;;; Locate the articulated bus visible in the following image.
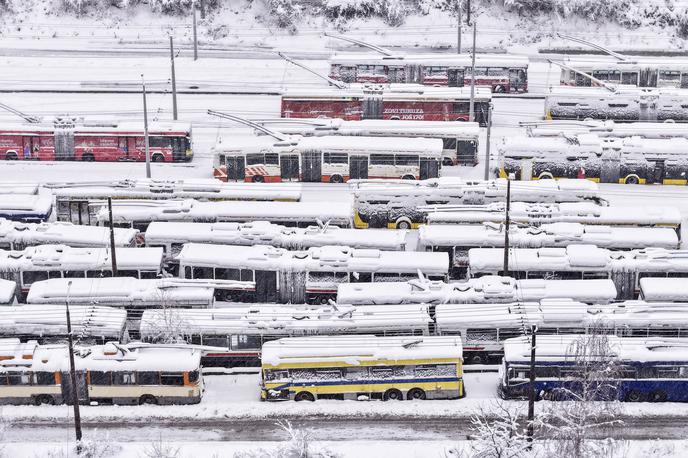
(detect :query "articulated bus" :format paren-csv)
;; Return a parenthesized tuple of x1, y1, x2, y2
(352, 178, 604, 229)
(212, 135, 442, 183)
(261, 335, 464, 401)
(524, 120, 688, 139)
(329, 53, 529, 92)
(0, 339, 202, 405)
(468, 245, 688, 299)
(560, 59, 688, 88)
(498, 135, 688, 184)
(500, 335, 688, 402)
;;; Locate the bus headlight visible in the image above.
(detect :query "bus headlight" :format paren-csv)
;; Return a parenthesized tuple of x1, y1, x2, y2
(186, 149, 193, 156)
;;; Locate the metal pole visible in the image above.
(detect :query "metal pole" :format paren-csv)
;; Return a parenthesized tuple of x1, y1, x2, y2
(65, 280, 83, 451)
(193, 7, 198, 61)
(483, 103, 493, 180)
(466, 0, 471, 25)
(468, 21, 477, 123)
(107, 197, 118, 276)
(527, 325, 537, 445)
(200, 0, 206, 19)
(457, 1, 462, 54)
(142, 77, 151, 179)
(169, 36, 178, 120)
(502, 177, 510, 276)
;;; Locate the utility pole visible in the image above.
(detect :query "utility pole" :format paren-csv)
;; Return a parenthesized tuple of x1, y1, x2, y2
(466, 0, 471, 25)
(468, 21, 477, 123)
(502, 176, 511, 276)
(199, 0, 206, 19)
(169, 36, 178, 120)
(193, 6, 199, 61)
(483, 103, 493, 180)
(65, 280, 83, 452)
(457, 0, 462, 54)
(142, 76, 151, 179)
(107, 197, 118, 276)
(526, 325, 537, 445)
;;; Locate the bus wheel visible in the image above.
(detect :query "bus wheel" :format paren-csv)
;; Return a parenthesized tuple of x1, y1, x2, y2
(470, 353, 485, 365)
(624, 390, 645, 402)
(139, 395, 158, 405)
(34, 394, 54, 405)
(294, 391, 315, 402)
(401, 175, 416, 180)
(329, 175, 344, 184)
(407, 388, 426, 401)
(152, 154, 165, 162)
(82, 153, 95, 162)
(494, 85, 505, 93)
(5, 152, 17, 160)
(538, 172, 553, 180)
(625, 175, 640, 185)
(252, 175, 265, 183)
(395, 218, 412, 230)
(649, 390, 667, 402)
(383, 389, 403, 401)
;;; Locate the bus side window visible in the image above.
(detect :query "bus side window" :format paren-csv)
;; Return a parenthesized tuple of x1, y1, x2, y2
(240, 269, 254, 282)
(184, 266, 192, 279)
(34, 372, 56, 385)
(22, 270, 49, 285)
(265, 153, 279, 165)
(113, 372, 136, 385)
(192, 266, 214, 279)
(64, 270, 86, 278)
(140, 271, 158, 279)
(215, 268, 240, 281)
(137, 372, 160, 385)
(160, 373, 185, 386)
(117, 270, 138, 278)
(87, 270, 113, 278)
(90, 371, 112, 385)
(246, 154, 264, 165)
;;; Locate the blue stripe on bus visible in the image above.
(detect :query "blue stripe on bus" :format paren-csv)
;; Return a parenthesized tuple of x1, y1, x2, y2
(268, 376, 462, 391)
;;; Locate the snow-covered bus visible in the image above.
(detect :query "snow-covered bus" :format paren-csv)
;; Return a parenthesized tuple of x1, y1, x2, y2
(95, 200, 353, 233)
(249, 118, 481, 165)
(329, 53, 529, 92)
(424, 202, 682, 235)
(49, 178, 302, 226)
(0, 192, 53, 223)
(468, 245, 688, 299)
(0, 305, 128, 344)
(177, 243, 448, 304)
(498, 135, 688, 184)
(0, 245, 164, 299)
(638, 277, 688, 302)
(0, 339, 203, 405)
(0, 218, 138, 250)
(212, 135, 443, 183)
(352, 178, 605, 229)
(560, 58, 688, 89)
(544, 86, 688, 122)
(261, 335, 464, 401)
(144, 221, 407, 261)
(335, 276, 618, 306)
(524, 120, 688, 139)
(500, 335, 688, 402)
(420, 222, 679, 277)
(0, 279, 16, 305)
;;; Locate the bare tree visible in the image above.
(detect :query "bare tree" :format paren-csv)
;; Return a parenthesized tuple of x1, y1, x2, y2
(233, 420, 341, 458)
(140, 434, 181, 458)
(140, 289, 192, 344)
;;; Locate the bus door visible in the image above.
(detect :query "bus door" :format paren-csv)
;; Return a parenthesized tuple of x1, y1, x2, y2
(388, 66, 405, 84)
(349, 155, 369, 179)
(509, 68, 526, 92)
(457, 139, 477, 165)
(61, 370, 89, 404)
(575, 72, 592, 87)
(448, 69, 464, 87)
(651, 160, 665, 184)
(69, 200, 91, 225)
(682, 73, 688, 89)
(21, 136, 34, 160)
(255, 270, 278, 303)
(226, 155, 246, 181)
(118, 137, 129, 160)
(300, 151, 322, 182)
(600, 153, 621, 184)
(362, 92, 383, 119)
(420, 158, 439, 180)
(280, 154, 300, 181)
(53, 127, 75, 160)
(640, 69, 658, 87)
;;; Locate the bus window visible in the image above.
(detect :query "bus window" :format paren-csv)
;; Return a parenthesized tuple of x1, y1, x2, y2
(231, 334, 261, 350)
(90, 371, 112, 385)
(395, 155, 419, 166)
(160, 373, 185, 386)
(192, 266, 214, 279)
(247, 154, 264, 165)
(117, 270, 138, 278)
(323, 152, 348, 164)
(184, 266, 192, 279)
(149, 137, 172, 148)
(113, 372, 136, 385)
(453, 103, 470, 114)
(140, 271, 158, 279)
(265, 153, 279, 165)
(240, 269, 254, 282)
(315, 369, 342, 380)
(203, 336, 229, 348)
(622, 72, 639, 85)
(215, 268, 240, 280)
(370, 154, 394, 165)
(22, 271, 49, 285)
(659, 71, 681, 83)
(133, 222, 149, 233)
(137, 372, 160, 385)
(87, 270, 113, 278)
(442, 138, 458, 151)
(34, 372, 56, 385)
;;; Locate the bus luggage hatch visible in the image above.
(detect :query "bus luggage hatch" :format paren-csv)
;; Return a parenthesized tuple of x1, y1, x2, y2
(349, 156, 369, 179)
(300, 151, 322, 182)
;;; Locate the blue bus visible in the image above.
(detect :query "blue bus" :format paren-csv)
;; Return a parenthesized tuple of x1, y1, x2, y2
(499, 335, 688, 402)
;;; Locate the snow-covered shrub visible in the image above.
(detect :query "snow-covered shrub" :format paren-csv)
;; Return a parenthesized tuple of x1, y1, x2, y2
(264, 0, 304, 32)
(233, 420, 342, 458)
(75, 435, 121, 458)
(322, 0, 418, 26)
(140, 435, 181, 458)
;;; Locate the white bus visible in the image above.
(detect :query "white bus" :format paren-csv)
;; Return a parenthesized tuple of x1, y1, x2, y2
(0, 218, 138, 250)
(212, 135, 442, 184)
(468, 245, 688, 299)
(250, 118, 481, 165)
(0, 305, 128, 344)
(424, 202, 682, 235)
(524, 120, 688, 139)
(0, 339, 203, 405)
(638, 277, 688, 302)
(178, 243, 448, 304)
(48, 178, 302, 226)
(559, 58, 688, 88)
(144, 221, 407, 261)
(0, 245, 164, 298)
(336, 275, 618, 306)
(0, 192, 53, 223)
(420, 222, 679, 277)
(96, 199, 353, 233)
(352, 177, 605, 229)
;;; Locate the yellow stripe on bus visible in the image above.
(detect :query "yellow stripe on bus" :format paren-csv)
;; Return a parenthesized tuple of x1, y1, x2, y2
(263, 358, 462, 370)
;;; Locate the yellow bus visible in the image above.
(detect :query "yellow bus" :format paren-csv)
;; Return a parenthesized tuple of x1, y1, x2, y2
(261, 335, 464, 402)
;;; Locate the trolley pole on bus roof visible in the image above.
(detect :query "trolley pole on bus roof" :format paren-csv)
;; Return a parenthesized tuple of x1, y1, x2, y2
(456, 0, 462, 54)
(526, 325, 537, 446)
(502, 176, 511, 276)
(483, 103, 493, 180)
(193, 7, 199, 61)
(107, 197, 118, 276)
(142, 76, 151, 179)
(169, 35, 178, 120)
(65, 280, 83, 452)
(468, 21, 477, 123)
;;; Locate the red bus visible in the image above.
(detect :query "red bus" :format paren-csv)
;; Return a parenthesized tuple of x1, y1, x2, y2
(0, 120, 193, 162)
(280, 84, 492, 127)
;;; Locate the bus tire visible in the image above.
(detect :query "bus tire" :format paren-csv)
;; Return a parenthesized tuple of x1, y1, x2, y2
(152, 153, 165, 162)
(401, 175, 416, 180)
(395, 218, 412, 230)
(538, 172, 554, 180)
(649, 390, 667, 402)
(624, 175, 640, 185)
(294, 391, 315, 402)
(469, 353, 486, 365)
(139, 394, 158, 405)
(494, 85, 505, 93)
(5, 152, 17, 160)
(383, 389, 403, 401)
(329, 174, 344, 184)
(407, 388, 426, 401)
(82, 153, 95, 162)
(252, 175, 265, 183)
(625, 390, 645, 402)
(34, 394, 55, 405)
